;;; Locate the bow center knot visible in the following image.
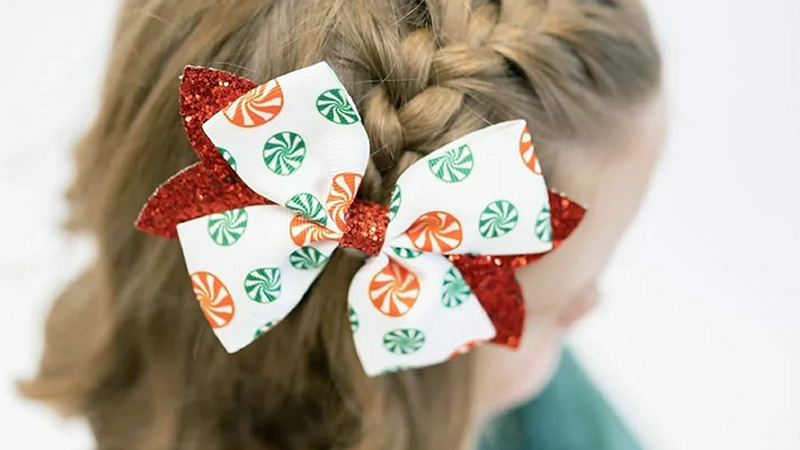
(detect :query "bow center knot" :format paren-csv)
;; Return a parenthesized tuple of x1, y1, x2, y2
(339, 200, 389, 256)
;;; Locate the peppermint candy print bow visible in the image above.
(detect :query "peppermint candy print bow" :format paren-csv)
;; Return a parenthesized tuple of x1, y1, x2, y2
(137, 62, 586, 376)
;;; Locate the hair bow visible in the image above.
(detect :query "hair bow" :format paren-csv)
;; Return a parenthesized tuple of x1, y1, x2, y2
(137, 62, 585, 376)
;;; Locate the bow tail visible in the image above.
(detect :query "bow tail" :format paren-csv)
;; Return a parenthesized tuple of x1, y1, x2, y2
(176, 204, 338, 353)
(348, 251, 496, 376)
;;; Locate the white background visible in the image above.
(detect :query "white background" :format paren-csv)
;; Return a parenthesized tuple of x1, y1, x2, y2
(1, 1, 798, 449)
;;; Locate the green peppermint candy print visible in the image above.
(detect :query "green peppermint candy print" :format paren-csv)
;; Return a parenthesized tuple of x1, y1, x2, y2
(428, 144, 474, 183)
(254, 321, 275, 339)
(442, 266, 471, 308)
(244, 267, 282, 303)
(383, 328, 426, 355)
(217, 147, 237, 171)
(478, 200, 519, 239)
(285, 193, 328, 225)
(316, 89, 359, 124)
(290, 246, 329, 270)
(263, 131, 306, 175)
(207, 208, 248, 246)
(348, 306, 359, 332)
(391, 247, 422, 259)
(389, 185, 401, 222)
(535, 205, 553, 243)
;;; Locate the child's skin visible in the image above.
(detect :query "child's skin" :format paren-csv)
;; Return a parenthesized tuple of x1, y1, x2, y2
(471, 94, 667, 436)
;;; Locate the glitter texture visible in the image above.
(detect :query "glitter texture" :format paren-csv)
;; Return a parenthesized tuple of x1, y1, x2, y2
(548, 190, 586, 248)
(449, 254, 525, 347)
(136, 67, 271, 238)
(179, 66, 258, 164)
(339, 200, 389, 256)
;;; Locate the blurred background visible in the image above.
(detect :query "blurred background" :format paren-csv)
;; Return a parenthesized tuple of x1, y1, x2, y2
(2, 1, 798, 449)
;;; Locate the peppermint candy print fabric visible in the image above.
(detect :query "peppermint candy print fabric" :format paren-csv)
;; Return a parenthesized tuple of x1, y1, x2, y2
(348, 252, 495, 376)
(385, 120, 553, 255)
(347, 120, 550, 375)
(177, 63, 368, 352)
(202, 62, 369, 234)
(177, 204, 338, 353)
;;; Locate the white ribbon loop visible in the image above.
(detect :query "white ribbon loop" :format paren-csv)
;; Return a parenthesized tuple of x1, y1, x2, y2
(176, 205, 338, 353)
(348, 252, 496, 376)
(348, 120, 554, 375)
(385, 120, 553, 256)
(202, 62, 369, 235)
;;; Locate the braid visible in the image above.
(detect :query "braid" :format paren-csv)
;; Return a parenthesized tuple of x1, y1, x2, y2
(351, 1, 506, 198)
(334, 0, 659, 203)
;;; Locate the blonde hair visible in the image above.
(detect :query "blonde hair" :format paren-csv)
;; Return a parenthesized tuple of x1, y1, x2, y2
(21, 0, 660, 449)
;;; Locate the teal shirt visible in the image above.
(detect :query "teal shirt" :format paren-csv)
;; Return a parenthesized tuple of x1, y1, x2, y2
(478, 348, 641, 450)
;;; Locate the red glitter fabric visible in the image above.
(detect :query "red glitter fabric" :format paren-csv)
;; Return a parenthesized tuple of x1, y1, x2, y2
(136, 67, 271, 238)
(339, 201, 389, 256)
(449, 254, 525, 347)
(179, 66, 257, 164)
(135, 65, 587, 351)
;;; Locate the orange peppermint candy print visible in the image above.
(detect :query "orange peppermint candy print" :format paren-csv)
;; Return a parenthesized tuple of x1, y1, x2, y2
(519, 125, 541, 175)
(289, 215, 340, 246)
(369, 259, 420, 317)
(326, 173, 363, 231)
(190, 271, 235, 329)
(223, 79, 284, 128)
(406, 211, 463, 253)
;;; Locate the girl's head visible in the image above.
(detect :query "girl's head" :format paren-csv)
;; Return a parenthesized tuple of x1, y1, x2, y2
(22, 0, 662, 449)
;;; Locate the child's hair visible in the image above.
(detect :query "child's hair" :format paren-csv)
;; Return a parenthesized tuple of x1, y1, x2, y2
(21, 0, 660, 449)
